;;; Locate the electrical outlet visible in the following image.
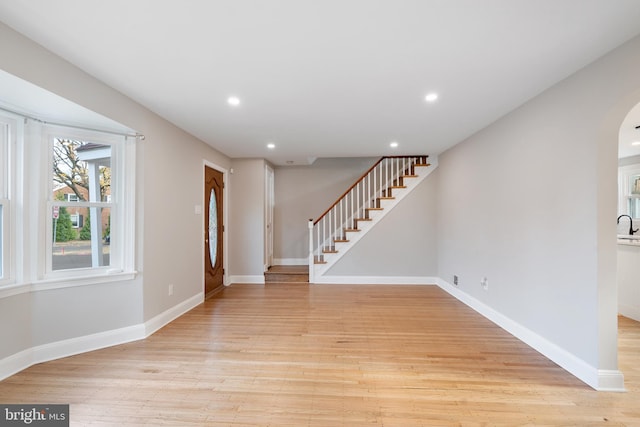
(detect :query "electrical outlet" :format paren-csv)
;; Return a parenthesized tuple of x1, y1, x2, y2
(481, 277, 488, 291)
(453, 275, 459, 286)
(168, 284, 174, 296)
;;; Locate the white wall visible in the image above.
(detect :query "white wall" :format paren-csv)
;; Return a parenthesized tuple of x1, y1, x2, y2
(0, 22, 230, 372)
(326, 171, 438, 277)
(274, 157, 377, 263)
(229, 158, 266, 281)
(0, 293, 31, 360)
(139, 124, 230, 319)
(437, 34, 640, 389)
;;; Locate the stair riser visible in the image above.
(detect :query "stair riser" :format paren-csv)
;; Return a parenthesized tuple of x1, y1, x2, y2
(265, 274, 309, 283)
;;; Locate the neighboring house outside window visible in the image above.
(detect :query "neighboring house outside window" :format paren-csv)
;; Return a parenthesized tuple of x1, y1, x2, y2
(52, 184, 110, 234)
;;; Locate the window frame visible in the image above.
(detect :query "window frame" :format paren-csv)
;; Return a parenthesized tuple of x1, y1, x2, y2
(0, 113, 19, 286)
(42, 125, 135, 281)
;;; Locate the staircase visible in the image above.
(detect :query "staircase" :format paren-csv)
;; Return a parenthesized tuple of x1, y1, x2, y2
(308, 156, 433, 283)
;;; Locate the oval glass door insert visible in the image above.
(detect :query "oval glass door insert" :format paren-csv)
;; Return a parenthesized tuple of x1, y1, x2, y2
(208, 188, 218, 267)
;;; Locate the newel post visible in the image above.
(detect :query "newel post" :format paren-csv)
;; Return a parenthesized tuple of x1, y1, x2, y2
(308, 219, 314, 283)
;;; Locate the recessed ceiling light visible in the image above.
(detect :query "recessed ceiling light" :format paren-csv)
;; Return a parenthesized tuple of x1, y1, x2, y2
(632, 141, 640, 146)
(267, 143, 276, 149)
(390, 141, 399, 148)
(424, 93, 438, 103)
(227, 96, 241, 106)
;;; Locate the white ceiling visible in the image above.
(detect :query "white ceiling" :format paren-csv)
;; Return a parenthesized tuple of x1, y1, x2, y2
(2, 0, 640, 164)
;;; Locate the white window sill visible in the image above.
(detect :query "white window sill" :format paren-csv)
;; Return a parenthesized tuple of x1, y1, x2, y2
(0, 270, 138, 299)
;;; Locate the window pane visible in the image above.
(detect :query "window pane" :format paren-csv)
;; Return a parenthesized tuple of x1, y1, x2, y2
(0, 123, 6, 196)
(52, 206, 111, 271)
(0, 204, 3, 278)
(53, 139, 111, 202)
(51, 137, 113, 272)
(631, 174, 640, 195)
(629, 197, 640, 220)
(208, 188, 218, 267)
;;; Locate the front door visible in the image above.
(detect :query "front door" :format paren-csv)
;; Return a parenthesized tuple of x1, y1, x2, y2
(204, 165, 224, 297)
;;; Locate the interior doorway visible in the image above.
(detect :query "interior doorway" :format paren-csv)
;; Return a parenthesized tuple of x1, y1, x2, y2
(265, 164, 275, 271)
(616, 101, 640, 322)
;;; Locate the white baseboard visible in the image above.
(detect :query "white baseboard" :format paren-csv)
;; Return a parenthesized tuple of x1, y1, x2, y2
(273, 258, 307, 266)
(618, 304, 640, 323)
(313, 276, 438, 285)
(0, 324, 145, 382)
(228, 275, 265, 284)
(144, 292, 204, 336)
(435, 278, 625, 392)
(0, 348, 35, 382)
(0, 293, 204, 382)
(33, 324, 146, 366)
(597, 369, 626, 392)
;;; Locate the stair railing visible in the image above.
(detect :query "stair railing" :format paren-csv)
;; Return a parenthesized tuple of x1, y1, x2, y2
(308, 156, 428, 280)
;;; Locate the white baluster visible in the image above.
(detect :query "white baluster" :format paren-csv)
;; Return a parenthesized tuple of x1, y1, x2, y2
(387, 157, 391, 190)
(373, 165, 377, 205)
(340, 198, 344, 239)
(356, 182, 360, 224)
(308, 219, 314, 281)
(365, 174, 369, 210)
(379, 160, 382, 193)
(361, 179, 365, 216)
(329, 208, 332, 249)
(350, 189, 353, 229)
(323, 216, 326, 255)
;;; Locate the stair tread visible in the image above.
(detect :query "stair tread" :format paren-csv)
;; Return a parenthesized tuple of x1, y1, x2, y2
(365, 207, 383, 211)
(378, 196, 395, 200)
(390, 185, 407, 189)
(355, 218, 372, 221)
(334, 239, 349, 243)
(265, 265, 309, 274)
(344, 228, 360, 232)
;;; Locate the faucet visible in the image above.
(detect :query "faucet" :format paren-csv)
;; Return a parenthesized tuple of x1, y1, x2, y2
(617, 214, 639, 235)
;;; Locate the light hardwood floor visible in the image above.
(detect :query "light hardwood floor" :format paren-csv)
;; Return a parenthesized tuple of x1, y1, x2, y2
(1, 284, 639, 426)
